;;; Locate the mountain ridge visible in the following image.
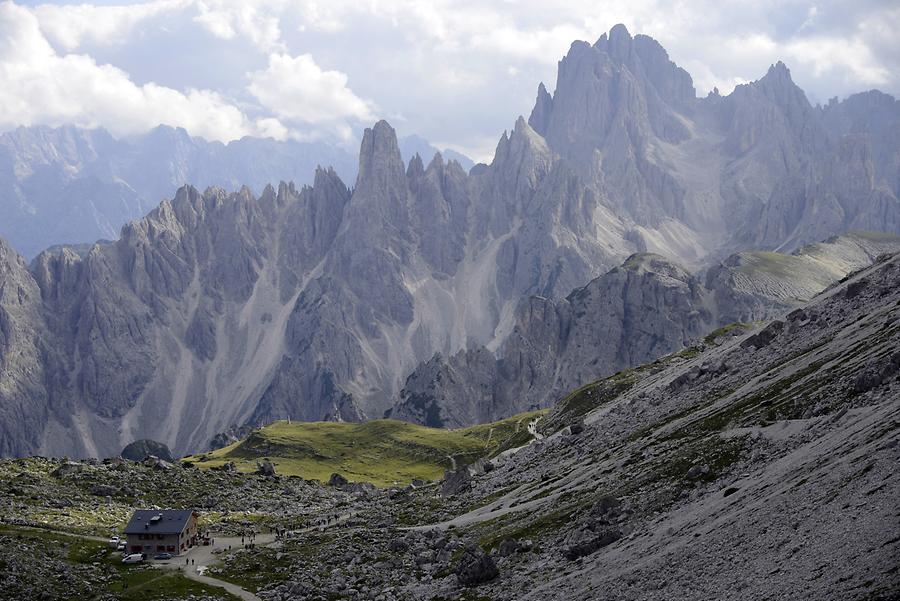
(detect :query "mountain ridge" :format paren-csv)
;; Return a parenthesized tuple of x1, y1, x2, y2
(1, 24, 899, 458)
(0, 124, 473, 259)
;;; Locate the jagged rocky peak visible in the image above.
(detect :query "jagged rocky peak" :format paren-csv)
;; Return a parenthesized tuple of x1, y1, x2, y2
(528, 22, 696, 197)
(406, 152, 425, 178)
(0, 236, 23, 268)
(726, 60, 815, 139)
(631, 33, 695, 106)
(490, 116, 553, 193)
(598, 22, 633, 56)
(346, 119, 412, 234)
(763, 60, 793, 84)
(545, 23, 696, 117)
(590, 23, 696, 107)
(506, 116, 552, 168)
(426, 151, 448, 173)
(528, 82, 554, 136)
(305, 165, 349, 201)
(356, 119, 406, 189)
(751, 60, 811, 111)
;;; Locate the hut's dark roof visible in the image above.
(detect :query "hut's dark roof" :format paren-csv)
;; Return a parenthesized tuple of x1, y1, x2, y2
(124, 510, 194, 535)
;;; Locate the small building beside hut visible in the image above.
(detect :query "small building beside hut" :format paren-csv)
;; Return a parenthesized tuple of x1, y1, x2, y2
(123, 510, 198, 555)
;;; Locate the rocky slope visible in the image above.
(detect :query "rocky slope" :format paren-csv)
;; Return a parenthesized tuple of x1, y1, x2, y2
(360, 251, 900, 600)
(397, 250, 900, 601)
(393, 232, 900, 427)
(705, 230, 900, 319)
(2, 24, 900, 458)
(0, 125, 471, 259)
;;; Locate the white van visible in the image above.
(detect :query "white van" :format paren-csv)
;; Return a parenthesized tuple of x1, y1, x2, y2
(121, 553, 146, 564)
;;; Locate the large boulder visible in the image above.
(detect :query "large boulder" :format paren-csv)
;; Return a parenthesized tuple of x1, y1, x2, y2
(741, 320, 785, 350)
(50, 461, 85, 478)
(498, 538, 521, 557)
(562, 528, 622, 560)
(90, 484, 119, 497)
(455, 544, 499, 586)
(256, 459, 277, 477)
(441, 467, 471, 497)
(208, 424, 255, 451)
(121, 439, 174, 462)
(143, 455, 174, 470)
(328, 472, 349, 486)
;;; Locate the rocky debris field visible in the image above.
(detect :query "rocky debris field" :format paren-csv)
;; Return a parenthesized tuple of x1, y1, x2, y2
(0, 455, 354, 538)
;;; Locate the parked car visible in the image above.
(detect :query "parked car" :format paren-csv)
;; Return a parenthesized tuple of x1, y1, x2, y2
(107, 535, 120, 547)
(121, 553, 146, 564)
(153, 552, 173, 560)
(116, 541, 127, 552)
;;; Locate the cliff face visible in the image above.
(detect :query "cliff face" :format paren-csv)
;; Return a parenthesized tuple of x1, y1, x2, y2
(0, 118, 631, 457)
(0, 239, 48, 456)
(393, 233, 900, 427)
(392, 253, 714, 428)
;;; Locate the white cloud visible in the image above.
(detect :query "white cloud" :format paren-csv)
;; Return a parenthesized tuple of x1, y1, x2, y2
(34, 0, 190, 51)
(469, 23, 591, 63)
(247, 53, 375, 137)
(0, 1, 283, 142)
(0, 0, 897, 154)
(194, 0, 286, 51)
(785, 36, 890, 87)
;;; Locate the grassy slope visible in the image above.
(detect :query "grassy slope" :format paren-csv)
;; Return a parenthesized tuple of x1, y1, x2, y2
(186, 412, 546, 487)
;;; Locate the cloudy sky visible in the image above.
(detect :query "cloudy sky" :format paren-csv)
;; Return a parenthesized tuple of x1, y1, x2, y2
(1, 0, 898, 161)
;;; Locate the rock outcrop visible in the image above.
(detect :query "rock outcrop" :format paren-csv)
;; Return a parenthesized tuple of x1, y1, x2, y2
(455, 545, 499, 586)
(121, 440, 174, 463)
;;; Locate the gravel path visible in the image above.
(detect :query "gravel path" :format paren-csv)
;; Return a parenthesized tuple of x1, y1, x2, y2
(158, 534, 275, 601)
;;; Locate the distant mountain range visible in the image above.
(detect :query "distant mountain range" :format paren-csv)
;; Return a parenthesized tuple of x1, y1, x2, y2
(0, 124, 473, 258)
(1, 24, 899, 458)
